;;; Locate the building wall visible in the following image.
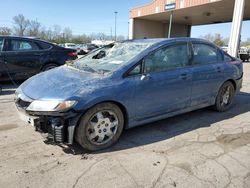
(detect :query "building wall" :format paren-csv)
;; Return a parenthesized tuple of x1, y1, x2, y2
(133, 19, 165, 39)
(163, 23, 191, 37)
(132, 18, 191, 39)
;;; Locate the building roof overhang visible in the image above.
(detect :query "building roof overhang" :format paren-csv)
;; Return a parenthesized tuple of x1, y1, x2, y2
(131, 0, 250, 26)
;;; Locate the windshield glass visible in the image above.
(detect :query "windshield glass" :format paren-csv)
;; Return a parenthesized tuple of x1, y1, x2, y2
(72, 41, 154, 73)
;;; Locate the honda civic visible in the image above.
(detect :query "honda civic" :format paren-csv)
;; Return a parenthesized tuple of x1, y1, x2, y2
(15, 38, 243, 151)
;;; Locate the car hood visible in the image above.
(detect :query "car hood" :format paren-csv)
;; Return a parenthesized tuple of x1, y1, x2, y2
(20, 66, 104, 100)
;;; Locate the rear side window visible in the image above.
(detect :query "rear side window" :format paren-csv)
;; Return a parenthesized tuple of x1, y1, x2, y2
(37, 42, 52, 50)
(9, 39, 39, 51)
(37, 42, 51, 50)
(0, 38, 3, 51)
(144, 43, 189, 73)
(192, 43, 222, 65)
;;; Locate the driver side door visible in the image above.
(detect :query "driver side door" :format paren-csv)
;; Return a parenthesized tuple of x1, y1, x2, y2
(133, 42, 193, 120)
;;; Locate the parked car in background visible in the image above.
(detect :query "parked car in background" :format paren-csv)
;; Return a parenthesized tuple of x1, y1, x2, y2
(239, 47, 250, 62)
(76, 43, 99, 55)
(59, 43, 77, 49)
(15, 38, 243, 151)
(222, 46, 249, 62)
(0, 36, 77, 81)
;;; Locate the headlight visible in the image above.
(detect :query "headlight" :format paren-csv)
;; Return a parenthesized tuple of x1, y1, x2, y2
(26, 100, 77, 112)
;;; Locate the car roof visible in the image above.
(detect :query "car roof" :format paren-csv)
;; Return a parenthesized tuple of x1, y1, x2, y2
(125, 38, 219, 50)
(0, 35, 55, 45)
(126, 37, 212, 44)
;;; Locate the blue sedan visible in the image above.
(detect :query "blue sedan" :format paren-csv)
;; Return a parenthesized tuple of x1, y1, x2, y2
(15, 38, 243, 151)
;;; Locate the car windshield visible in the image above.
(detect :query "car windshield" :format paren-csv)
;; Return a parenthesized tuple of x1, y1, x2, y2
(72, 41, 154, 73)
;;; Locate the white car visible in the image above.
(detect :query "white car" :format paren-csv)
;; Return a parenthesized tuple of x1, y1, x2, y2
(60, 43, 77, 49)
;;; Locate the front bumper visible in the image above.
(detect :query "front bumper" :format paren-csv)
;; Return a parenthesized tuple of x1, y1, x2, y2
(16, 106, 81, 144)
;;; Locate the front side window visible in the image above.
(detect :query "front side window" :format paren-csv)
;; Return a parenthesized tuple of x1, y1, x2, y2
(0, 38, 3, 51)
(144, 43, 189, 73)
(9, 40, 39, 51)
(192, 43, 222, 65)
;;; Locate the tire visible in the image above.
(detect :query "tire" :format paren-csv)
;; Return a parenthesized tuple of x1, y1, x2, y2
(213, 81, 235, 112)
(42, 63, 58, 72)
(75, 103, 124, 151)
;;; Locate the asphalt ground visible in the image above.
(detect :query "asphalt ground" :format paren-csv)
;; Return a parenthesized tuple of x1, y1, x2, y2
(0, 63, 250, 188)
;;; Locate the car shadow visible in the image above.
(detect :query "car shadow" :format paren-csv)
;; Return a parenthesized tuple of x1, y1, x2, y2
(62, 91, 250, 155)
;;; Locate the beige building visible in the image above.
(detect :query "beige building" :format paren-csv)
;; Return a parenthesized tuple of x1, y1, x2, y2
(129, 0, 250, 39)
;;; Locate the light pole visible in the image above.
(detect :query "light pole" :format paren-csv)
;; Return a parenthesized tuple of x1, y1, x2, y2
(114, 11, 118, 41)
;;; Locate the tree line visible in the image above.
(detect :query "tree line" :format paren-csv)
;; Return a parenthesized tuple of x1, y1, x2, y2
(1, 14, 249, 46)
(200, 33, 250, 47)
(0, 14, 125, 44)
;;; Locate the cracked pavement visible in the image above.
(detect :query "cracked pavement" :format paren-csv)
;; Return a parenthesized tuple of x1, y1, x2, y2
(0, 63, 250, 188)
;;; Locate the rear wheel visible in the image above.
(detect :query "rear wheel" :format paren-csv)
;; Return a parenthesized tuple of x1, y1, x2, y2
(213, 81, 235, 112)
(75, 103, 124, 151)
(42, 63, 58, 72)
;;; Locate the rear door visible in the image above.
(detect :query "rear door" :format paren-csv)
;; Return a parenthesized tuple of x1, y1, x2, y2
(4, 38, 42, 80)
(190, 42, 225, 106)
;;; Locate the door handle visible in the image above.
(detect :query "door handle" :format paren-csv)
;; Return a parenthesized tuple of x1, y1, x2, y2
(180, 73, 188, 80)
(216, 67, 222, 73)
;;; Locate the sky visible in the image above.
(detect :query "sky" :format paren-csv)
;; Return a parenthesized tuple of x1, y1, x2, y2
(0, 0, 249, 41)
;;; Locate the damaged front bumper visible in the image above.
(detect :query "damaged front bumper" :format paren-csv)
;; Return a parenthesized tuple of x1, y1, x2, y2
(16, 101, 81, 145)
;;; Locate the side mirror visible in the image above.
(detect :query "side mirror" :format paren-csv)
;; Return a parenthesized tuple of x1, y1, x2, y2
(140, 74, 151, 81)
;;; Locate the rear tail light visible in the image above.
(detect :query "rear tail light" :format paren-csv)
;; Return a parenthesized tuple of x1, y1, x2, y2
(68, 52, 77, 57)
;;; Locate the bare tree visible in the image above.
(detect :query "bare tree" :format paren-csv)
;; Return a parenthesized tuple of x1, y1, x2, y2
(27, 20, 41, 37)
(241, 38, 250, 47)
(52, 24, 61, 40)
(71, 34, 91, 43)
(0, 27, 12, 35)
(200, 33, 226, 47)
(10, 14, 127, 44)
(62, 27, 72, 41)
(13, 14, 30, 36)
